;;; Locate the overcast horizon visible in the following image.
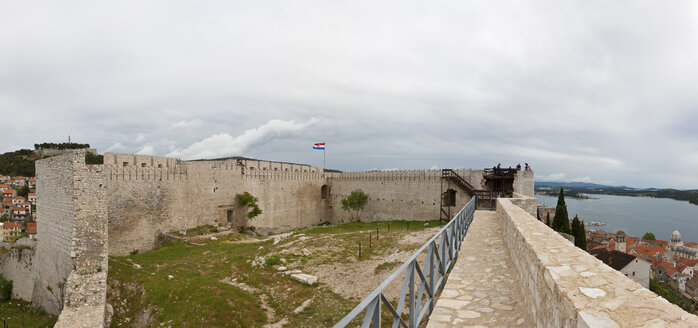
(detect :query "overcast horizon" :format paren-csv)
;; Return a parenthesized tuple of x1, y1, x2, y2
(2, 1, 698, 189)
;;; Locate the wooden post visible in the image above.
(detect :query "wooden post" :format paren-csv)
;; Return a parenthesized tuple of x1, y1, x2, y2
(376, 228, 379, 240)
(370, 234, 372, 248)
(359, 242, 361, 258)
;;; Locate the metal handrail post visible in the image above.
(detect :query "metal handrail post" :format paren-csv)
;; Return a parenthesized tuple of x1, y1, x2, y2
(408, 260, 416, 328)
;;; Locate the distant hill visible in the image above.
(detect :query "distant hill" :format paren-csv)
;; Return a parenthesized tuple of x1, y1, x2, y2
(535, 181, 698, 206)
(0, 149, 39, 177)
(535, 181, 639, 190)
(0, 142, 97, 177)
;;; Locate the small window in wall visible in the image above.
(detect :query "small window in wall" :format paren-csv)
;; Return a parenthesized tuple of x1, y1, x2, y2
(158, 164, 163, 168)
(321, 185, 329, 199)
(227, 210, 233, 223)
(123, 162, 129, 167)
(141, 163, 147, 167)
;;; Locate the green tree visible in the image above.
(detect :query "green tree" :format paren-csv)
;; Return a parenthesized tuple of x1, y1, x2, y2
(570, 215, 581, 246)
(17, 184, 30, 198)
(341, 189, 369, 221)
(574, 220, 587, 251)
(642, 232, 656, 241)
(552, 188, 570, 234)
(570, 215, 587, 250)
(85, 152, 104, 165)
(236, 192, 262, 219)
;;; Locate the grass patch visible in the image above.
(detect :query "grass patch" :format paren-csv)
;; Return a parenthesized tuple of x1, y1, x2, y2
(107, 219, 441, 327)
(0, 299, 57, 327)
(265, 254, 282, 267)
(303, 220, 441, 235)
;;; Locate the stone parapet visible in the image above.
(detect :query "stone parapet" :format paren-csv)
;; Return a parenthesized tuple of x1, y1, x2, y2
(497, 197, 698, 327)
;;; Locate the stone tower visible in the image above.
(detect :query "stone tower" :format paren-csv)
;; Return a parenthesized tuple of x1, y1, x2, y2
(616, 230, 626, 253)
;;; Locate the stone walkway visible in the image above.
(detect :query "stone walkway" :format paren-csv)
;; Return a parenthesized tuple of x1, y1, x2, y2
(427, 210, 532, 327)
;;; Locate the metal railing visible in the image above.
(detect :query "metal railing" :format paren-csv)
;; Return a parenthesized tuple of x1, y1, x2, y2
(334, 197, 477, 328)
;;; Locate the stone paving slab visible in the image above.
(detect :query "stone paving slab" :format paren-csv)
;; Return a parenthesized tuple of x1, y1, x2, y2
(427, 210, 532, 327)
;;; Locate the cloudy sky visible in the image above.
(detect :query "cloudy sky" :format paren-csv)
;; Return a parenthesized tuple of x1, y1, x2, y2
(2, 1, 698, 188)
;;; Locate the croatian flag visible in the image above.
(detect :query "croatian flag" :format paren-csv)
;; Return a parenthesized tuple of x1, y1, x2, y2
(313, 142, 325, 150)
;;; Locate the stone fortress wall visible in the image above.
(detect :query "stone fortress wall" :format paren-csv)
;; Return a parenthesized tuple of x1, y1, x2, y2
(21, 150, 533, 325)
(0, 239, 36, 301)
(101, 153, 328, 255)
(22, 149, 698, 326)
(326, 169, 488, 222)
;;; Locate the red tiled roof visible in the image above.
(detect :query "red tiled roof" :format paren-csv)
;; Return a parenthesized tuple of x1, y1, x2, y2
(686, 242, 698, 247)
(28, 193, 36, 197)
(653, 262, 676, 275)
(12, 196, 25, 200)
(2, 189, 14, 194)
(0, 184, 10, 188)
(677, 258, 698, 268)
(631, 244, 668, 257)
(2, 222, 21, 229)
(654, 240, 669, 247)
(28, 178, 36, 182)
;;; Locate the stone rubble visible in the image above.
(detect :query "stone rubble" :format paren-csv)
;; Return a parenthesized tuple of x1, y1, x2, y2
(290, 273, 318, 285)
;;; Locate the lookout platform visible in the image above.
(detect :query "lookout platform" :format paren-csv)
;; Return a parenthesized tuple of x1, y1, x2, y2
(427, 210, 531, 327)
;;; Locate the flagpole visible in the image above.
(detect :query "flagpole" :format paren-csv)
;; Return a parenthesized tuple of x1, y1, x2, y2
(323, 145, 326, 176)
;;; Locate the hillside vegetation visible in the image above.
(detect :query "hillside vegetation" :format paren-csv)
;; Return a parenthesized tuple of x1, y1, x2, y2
(0, 149, 39, 177)
(0, 143, 99, 176)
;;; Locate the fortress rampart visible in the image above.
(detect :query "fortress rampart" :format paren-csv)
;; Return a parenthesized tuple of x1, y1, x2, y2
(20, 150, 533, 324)
(495, 196, 698, 327)
(31, 150, 108, 327)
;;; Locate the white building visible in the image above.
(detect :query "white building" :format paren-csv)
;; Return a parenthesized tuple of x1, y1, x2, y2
(596, 250, 651, 289)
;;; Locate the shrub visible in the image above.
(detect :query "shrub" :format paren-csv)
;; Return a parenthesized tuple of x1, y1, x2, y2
(341, 189, 369, 221)
(236, 192, 262, 219)
(265, 254, 282, 267)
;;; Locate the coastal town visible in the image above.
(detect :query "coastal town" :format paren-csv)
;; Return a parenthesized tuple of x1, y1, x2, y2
(0, 175, 37, 242)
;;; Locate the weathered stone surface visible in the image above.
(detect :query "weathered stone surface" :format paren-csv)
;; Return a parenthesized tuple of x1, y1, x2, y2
(494, 197, 698, 328)
(290, 273, 318, 285)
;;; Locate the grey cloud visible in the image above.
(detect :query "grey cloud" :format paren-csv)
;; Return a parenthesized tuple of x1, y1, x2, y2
(1, 1, 698, 188)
